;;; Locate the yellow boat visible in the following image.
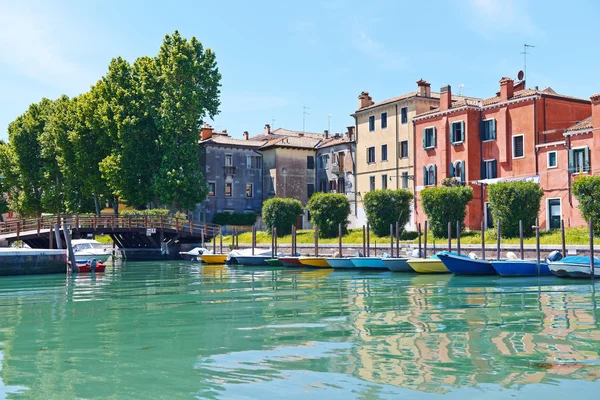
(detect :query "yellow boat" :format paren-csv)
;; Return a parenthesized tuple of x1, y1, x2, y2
(407, 257, 450, 274)
(200, 254, 228, 264)
(298, 257, 332, 268)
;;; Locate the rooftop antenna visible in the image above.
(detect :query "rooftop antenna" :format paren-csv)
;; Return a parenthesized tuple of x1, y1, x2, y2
(458, 84, 465, 96)
(521, 44, 535, 83)
(328, 114, 332, 134)
(303, 106, 311, 133)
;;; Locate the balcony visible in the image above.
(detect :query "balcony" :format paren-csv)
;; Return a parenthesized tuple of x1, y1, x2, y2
(330, 164, 344, 175)
(224, 166, 237, 176)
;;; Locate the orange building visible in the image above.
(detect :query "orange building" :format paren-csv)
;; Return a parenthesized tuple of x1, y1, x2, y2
(413, 76, 594, 231)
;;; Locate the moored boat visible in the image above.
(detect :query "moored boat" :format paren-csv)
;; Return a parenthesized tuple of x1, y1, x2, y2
(382, 257, 412, 272)
(229, 255, 272, 266)
(407, 252, 457, 274)
(325, 258, 356, 269)
(349, 257, 386, 269)
(200, 254, 228, 264)
(548, 256, 600, 278)
(179, 247, 208, 261)
(298, 257, 331, 268)
(72, 239, 111, 263)
(278, 257, 303, 267)
(69, 259, 107, 273)
(438, 253, 497, 275)
(265, 258, 283, 267)
(492, 259, 551, 276)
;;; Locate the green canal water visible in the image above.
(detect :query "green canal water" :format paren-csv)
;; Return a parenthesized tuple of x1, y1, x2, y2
(1, 261, 600, 399)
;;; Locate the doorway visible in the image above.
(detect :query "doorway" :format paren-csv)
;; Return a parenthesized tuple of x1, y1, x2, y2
(548, 198, 561, 229)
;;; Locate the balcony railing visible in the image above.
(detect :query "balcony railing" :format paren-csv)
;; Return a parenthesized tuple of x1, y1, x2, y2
(224, 166, 237, 176)
(330, 164, 344, 175)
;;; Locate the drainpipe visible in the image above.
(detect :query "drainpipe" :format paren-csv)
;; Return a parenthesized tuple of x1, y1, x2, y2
(479, 109, 484, 221)
(567, 136, 572, 207)
(534, 98, 539, 176)
(354, 115, 359, 218)
(395, 103, 399, 189)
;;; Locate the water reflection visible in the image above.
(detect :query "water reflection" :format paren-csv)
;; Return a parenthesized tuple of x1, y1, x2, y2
(0, 262, 599, 398)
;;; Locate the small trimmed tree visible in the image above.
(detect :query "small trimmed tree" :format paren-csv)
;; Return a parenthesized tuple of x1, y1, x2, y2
(262, 197, 303, 237)
(307, 192, 350, 238)
(363, 189, 413, 237)
(487, 181, 543, 238)
(421, 186, 473, 238)
(573, 175, 600, 234)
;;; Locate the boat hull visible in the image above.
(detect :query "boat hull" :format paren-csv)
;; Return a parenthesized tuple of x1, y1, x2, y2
(438, 254, 497, 275)
(407, 259, 449, 274)
(492, 260, 551, 276)
(265, 259, 283, 267)
(382, 258, 412, 272)
(75, 252, 111, 263)
(74, 261, 107, 273)
(549, 263, 600, 278)
(279, 257, 303, 267)
(326, 258, 356, 269)
(349, 257, 386, 269)
(200, 254, 228, 264)
(298, 257, 331, 268)
(229, 256, 271, 266)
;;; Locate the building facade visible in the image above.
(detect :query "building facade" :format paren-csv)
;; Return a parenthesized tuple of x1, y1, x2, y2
(413, 76, 594, 231)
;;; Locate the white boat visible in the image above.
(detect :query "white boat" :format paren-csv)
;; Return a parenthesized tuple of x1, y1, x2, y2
(179, 247, 208, 261)
(71, 239, 111, 263)
(548, 256, 600, 278)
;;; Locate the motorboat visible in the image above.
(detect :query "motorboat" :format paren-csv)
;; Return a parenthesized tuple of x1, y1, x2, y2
(227, 249, 274, 266)
(200, 254, 228, 264)
(325, 258, 356, 269)
(298, 256, 331, 268)
(265, 259, 283, 267)
(382, 257, 413, 272)
(438, 253, 497, 275)
(407, 252, 458, 274)
(71, 239, 111, 263)
(278, 257, 303, 267)
(179, 247, 208, 261)
(349, 257, 386, 269)
(492, 259, 551, 276)
(548, 256, 600, 278)
(68, 259, 106, 273)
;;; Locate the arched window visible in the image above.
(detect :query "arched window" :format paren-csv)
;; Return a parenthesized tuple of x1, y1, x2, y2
(423, 164, 437, 186)
(451, 160, 465, 182)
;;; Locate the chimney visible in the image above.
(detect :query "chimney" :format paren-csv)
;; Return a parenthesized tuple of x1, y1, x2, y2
(324, 129, 329, 139)
(500, 77, 514, 101)
(440, 85, 452, 111)
(200, 123, 214, 140)
(264, 124, 271, 135)
(243, 131, 249, 140)
(358, 91, 374, 109)
(222, 129, 228, 136)
(417, 79, 431, 97)
(592, 94, 600, 130)
(346, 126, 355, 141)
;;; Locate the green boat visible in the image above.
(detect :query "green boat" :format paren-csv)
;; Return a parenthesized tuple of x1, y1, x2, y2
(265, 258, 283, 267)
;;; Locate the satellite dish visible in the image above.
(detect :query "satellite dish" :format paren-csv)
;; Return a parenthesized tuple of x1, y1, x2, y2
(517, 70, 525, 80)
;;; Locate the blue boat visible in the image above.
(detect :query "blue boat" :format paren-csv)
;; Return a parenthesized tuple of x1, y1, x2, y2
(437, 253, 497, 275)
(349, 257, 387, 269)
(548, 256, 600, 278)
(491, 259, 551, 276)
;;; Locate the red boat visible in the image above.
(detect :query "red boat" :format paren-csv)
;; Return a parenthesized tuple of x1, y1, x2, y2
(68, 260, 107, 273)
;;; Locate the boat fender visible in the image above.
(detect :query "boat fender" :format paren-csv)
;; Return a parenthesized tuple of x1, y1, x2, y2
(468, 252, 479, 260)
(409, 249, 421, 258)
(506, 252, 518, 260)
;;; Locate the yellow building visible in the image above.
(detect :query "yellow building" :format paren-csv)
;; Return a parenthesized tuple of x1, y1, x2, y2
(351, 79, 473, 228)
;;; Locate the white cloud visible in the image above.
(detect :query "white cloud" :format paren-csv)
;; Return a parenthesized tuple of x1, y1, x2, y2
(353, 30, 407, 70)
(0, 4, 98, 93)
(466, 0, 539, 37)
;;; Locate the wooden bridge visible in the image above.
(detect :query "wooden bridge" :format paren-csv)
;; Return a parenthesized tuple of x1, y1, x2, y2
(0, 215, 221, 260)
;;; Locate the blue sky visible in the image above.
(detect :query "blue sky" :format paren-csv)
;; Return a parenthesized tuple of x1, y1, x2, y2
(1, 0, 599, 141)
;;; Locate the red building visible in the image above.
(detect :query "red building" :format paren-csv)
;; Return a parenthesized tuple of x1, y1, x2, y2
(413, 76, 594, 231)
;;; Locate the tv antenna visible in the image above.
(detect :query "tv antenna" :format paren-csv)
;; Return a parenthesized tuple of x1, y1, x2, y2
(303, 106, 311, 133)
(458, 84, 465, 96)
(521, 44, 535, 82)
(328, 114, 332, 133)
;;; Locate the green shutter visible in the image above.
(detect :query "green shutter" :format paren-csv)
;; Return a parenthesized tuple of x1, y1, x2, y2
(433, 165, 437, 185)
(450, 124, 455, 144)
(491, 119, 497, 140)
(568, 149, 574, 173)
(460, 121, 465, 142)
(449, 162, 455, 178)
(584, 147, 590, 172)
(433, 127, 437, 148)
(461, 161, 466, 182)
(480, 120, 485, 140)
(422, 129, 426, 148)
(492, 160, 497, 178)
(481, 161, 486, 179)
(423, 166, 427, 186)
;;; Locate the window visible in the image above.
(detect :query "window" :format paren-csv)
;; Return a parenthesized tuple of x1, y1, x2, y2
(337, 178, 345, 194)
(381, 144, 388, 161)
(401, 107, 408, 124)
(367, 147, 376, 163)
(208, 182, 216, 196)
(382, 174, 388, 189)
(548, 151, 557, 169)
(400, 140, 409, 158)
(423, 165, 437, 186)
(569, 147, 590, 173)
(225, 182, 232, 197)
(481, 159, 497, 179)
(401, 172, 409, 189)
(319, 180, 327, 192)
(318, 154, 329, 169)
(481, 119, 496, 141)
(423, 127, 436, 149)
(449, 160, 465, 181)
(246, 155, 261, 169)
(369, 176, 375, 191)
(512, 135, 524, 159)
(307, 156, 315, 170)
(245, 183, 253, 198)
(451, 121, 465, 145)
(381, 112, 388, 129)
(369, 116, 375, 132)
(329, 180, 337, 192)
(307, 183, 315, 198)
(225, 154, 233, 166)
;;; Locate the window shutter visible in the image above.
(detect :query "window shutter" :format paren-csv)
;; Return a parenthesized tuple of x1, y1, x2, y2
(423, 166, 427, 185)
(460, 121, 465, 142)
(449, 162, 455, 178)
(433, 127, 437, 148)
(491, 119, 497, 140)
(433, 165, 437, 185)
(492, 160, 497, 178)
(480, 120, 485, 140)
(568, 150, 574, 173)
(461, 161, 466, 182)
(481, 161, 486, 179)
(450, 124, 455, 144)
(584, 147, 591, 172)
(422, 129, 426, 148)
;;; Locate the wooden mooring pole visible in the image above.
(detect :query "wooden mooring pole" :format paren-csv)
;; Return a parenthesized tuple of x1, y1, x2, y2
(456, 220, 461, 256)
(561, 219, 566, 257)
(390, 224, 394, 257)
(219, 227, 223, 254)
(252, 225, 256, 256)
(447, 221, 452, 253)
(274, 227, 277, 256)
(481, 221, 485, 260)
(519, 220, 524, 260)
(54, 223, 63, 249)
(338, 223, 343, 257)
(497, 218, 501, 261)
(418, 223, 422, 258)
(535, 218, 541, 276)
(366, 224, 370, 257)
(423, 221, 428, 258)
(590, 218, 595, 280)
(396, 221, 400, 257)
(62, 223, 76, 273)
(362, 225, 366, 256)
(314, 224, 319, 257)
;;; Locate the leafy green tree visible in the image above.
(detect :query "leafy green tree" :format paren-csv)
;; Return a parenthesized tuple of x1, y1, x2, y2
(421, 186, 473, 238)
(0, 141, 22, 215)
(487, 181, 543, 238)
(307, 192, 350, 238)
(363, 189, 413, 237)
(262, 197, 303, 237)
(573, 175, 600, 234)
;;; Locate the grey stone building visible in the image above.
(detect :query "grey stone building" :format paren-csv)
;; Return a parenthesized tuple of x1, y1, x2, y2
(194, 125, 264, 223)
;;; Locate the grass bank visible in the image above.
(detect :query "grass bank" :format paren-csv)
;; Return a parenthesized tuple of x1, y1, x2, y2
(219, 228, 407, 245)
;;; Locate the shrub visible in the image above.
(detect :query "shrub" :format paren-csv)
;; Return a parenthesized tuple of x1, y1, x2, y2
(487, 181, 544, 238)
(573, 175, 600, 234)
(212, 212, 257, 226)
(262, 197, 303, 237)
(421, 186, 473, 238)
(307, 192, 350, 238)
(363, 189, 413, 237)
(121, 208, 169, 217)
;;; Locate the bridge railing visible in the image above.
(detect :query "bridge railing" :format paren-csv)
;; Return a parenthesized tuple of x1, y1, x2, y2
(0, 214, 222, 239)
